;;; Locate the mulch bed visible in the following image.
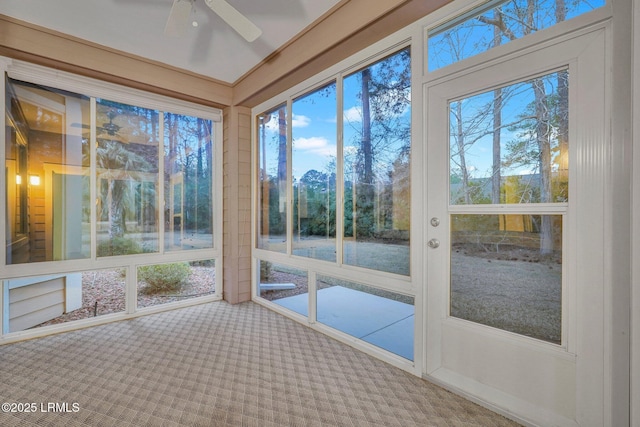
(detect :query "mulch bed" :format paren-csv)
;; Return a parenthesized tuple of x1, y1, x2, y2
(34, 267, 215, 328)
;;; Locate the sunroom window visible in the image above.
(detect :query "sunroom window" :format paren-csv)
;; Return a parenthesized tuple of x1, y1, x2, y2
(5, 77, 217, 264)
(255, 46, 413, 361)
(5, 79, 91, 263)
(256, 47, 411, 276)
(427, 0, 605, 72)
(3, 70, 221, 334)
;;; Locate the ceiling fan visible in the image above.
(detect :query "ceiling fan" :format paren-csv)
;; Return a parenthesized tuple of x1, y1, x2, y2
(165, 0, 262, 42)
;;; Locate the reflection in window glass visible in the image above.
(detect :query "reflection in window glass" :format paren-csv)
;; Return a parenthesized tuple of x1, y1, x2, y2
(317, 275, 414, 360)
(96, 99, 159, 256)
(5, 78, 91, 264)
(292, 83, 337, 262)
(450, 70, 569, 205)
(257, 105, 287, 253)
(164, 113, 214, 250)
(258, 261, 308, 317)
(428, 0, 605, 72)
(343, 48, 411, 275)
(450, 214, 562, 343)
(3, 268, 126, 333)
(137, 260, 215, 308)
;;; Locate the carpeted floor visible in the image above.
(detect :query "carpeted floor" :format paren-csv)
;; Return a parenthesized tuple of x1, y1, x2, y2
(0, 301, 520, 426)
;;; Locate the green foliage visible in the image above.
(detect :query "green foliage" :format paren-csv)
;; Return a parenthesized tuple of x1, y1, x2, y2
(138, 262, 191, 294)
(293, 170, 337, 237)
(97, 237, 145, 257)
(260, 261, 272, 281)
(189, 259, 214, 267)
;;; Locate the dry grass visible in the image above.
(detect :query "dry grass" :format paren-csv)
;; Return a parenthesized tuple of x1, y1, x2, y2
(450, 247, 561, 343)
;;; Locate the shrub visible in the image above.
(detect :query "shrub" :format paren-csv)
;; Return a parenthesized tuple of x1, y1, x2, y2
(97, 237, 144, 257)
(138, 262, 191, 294)
(260, 261, 272, 281)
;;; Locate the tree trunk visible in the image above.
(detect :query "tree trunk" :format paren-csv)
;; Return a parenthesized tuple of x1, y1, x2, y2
(492, 89, 502, 205)
(533, 78, 554, 254)
(491, 15, 503, 205)
(358, 68, 375, 236)
(361, 68, 373, 185)
(455, 102, 471, 204)
(108, 179, 125, 239)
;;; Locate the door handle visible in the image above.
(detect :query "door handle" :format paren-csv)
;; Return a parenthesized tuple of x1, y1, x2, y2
(427, 238, 440, 249)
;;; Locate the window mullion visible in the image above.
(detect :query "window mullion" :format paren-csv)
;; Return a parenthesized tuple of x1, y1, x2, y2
(286, 100, 293, 256)
(336, 74, 345, 267)
(158, 112, 165, 254)
(90, 97, 97, 260)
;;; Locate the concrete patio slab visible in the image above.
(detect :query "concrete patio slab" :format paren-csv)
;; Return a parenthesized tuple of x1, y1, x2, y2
(274, 286, 414, 360)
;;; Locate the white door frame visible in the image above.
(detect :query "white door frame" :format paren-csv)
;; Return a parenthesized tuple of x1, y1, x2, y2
(632, 0, 640, 424)
(423, 23, 610, 426)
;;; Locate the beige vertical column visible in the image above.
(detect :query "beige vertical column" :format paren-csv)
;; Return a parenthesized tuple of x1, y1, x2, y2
(223, 106, 252, 303)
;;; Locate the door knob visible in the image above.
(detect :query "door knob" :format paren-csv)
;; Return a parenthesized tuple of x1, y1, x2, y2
(427, 238, 440, 249)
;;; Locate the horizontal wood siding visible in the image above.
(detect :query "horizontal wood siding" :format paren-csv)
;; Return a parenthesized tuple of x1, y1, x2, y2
(8, 277, 65, 332)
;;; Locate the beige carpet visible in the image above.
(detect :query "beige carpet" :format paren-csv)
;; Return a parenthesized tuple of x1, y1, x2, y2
(0, 301, 520, 426)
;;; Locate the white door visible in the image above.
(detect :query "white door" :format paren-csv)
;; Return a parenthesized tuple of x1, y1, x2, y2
(424, 26, 608, 426)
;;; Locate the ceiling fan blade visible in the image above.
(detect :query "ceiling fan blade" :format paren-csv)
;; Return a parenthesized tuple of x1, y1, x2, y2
(165, 0, 193, 37)
(203, 0, 262, 42)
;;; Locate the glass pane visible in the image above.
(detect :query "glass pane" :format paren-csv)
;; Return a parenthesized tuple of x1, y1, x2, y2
(259, 261, 308, 317)
(450, 71, 569, 205)
(164, 113, 214, 250)
(292, 82, 337, 262)
(5, 78, 91, 264)
(343, 48, 411, 275)
(96, 99, 159, 256)
(137, 260, 216, 309)
(3, 268, 125, 333)
(450, 214, 562, 343)
(257, 105, 287, 253)
(428, 0, 605, 72)
(317, 275, 414, 360)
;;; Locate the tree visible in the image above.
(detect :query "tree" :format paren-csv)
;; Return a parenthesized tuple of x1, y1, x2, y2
(257, 106, 288, 242)
(489, 2, 567, 253)
(346, 48, 412, 239)
(295, 169, 336, 237)
(96, 140, 152, 239)
(436, 0, 574, 254)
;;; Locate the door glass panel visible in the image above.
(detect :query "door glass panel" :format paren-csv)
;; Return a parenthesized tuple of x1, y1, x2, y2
(96, 99, 159, 256)
(450, 214, 562, 343)
(450, 70, 569, 205)
(257, 105, 288, 253)
(343, 48, 411, 275)
(427, 0, 605, 72)
(292, 82, 337, 262)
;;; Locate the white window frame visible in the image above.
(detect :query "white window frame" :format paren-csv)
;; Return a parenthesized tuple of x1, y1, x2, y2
(251, 28, 423, 374)
(0, 57, 224, 343)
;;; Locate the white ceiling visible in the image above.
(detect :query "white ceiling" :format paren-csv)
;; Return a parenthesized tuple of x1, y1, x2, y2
(0, 0, 341, 84)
